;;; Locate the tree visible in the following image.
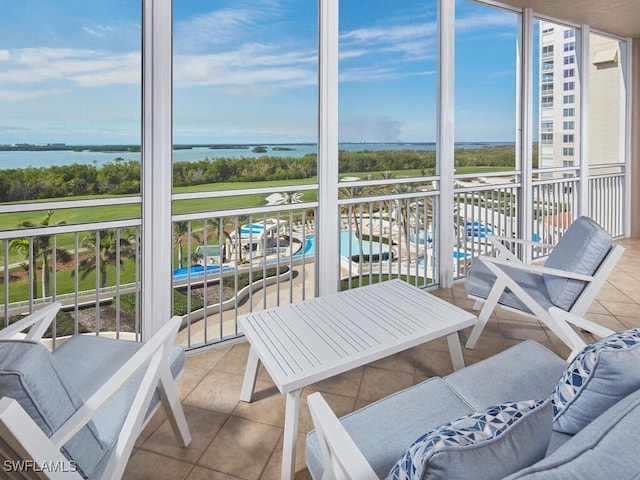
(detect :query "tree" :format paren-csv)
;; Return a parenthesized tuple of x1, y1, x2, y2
(271, 191, 303, 205)
(173, 221, 200, 269)
(9, 210, 70, 299)
(77, 229, 136, 289)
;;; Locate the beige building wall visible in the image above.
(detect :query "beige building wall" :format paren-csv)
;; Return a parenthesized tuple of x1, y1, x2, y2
(589, 34, 623, 166)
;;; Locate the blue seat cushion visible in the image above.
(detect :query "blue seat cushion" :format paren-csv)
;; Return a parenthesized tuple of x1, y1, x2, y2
(465, 258, 554, 314)
(306, 378, 475, 480)
(0, 340, 107, 479)
(542, 216, 612, 311)
(51, 334, 185, 445)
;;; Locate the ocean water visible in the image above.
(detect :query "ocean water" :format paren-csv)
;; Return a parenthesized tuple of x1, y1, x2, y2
(0, 142, 509, 170)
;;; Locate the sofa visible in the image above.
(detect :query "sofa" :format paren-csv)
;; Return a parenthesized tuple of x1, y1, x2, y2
(306, 331, 640, 479)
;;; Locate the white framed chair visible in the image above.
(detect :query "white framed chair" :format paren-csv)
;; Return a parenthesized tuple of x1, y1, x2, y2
(0, 302, 191, 479)
(464, 216, 624, 351)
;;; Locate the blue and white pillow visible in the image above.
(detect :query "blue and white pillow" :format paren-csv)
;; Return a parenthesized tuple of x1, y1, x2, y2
(551, 327, 640, 434)
(386, 400, 552, 480)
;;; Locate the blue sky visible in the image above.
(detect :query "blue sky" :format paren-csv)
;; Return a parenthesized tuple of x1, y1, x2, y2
(0, 0, 520, 145)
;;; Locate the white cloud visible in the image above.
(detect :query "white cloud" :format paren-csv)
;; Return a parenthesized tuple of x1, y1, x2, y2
(174, 1, 283, 53)
(0, 88, 68, 101)
(82, 25, 114, 38)
(0, 48, 140, 88)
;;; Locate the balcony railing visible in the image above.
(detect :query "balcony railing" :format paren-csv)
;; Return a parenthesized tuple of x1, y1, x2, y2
(0, 167, 627, 351)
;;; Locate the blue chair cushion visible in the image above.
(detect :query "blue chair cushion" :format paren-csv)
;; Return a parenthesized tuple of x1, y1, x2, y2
(550, 328, 640, 434)
(0, 340, 107, 479)
(465, 259, 554, 314)
(386, 400, 552, 480)
(543, 216, 612, 311)
(51, 335, 185, 446)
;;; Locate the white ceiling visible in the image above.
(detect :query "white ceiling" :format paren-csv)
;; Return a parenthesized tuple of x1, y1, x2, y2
(498, 0, 640, 38)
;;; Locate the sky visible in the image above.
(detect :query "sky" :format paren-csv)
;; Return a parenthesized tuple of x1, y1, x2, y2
(0, 0, 522, 145)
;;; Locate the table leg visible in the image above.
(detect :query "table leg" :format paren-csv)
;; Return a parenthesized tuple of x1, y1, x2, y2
(240, 346, 260, 403)
(281, 389, 301, 480)
(446, 332, 466, 371)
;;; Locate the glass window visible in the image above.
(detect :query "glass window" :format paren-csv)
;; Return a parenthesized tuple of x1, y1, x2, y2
(455, 2, 518, 170)
(172, 0, 319, 207)
(534, 20, 581, 173)
(588, 32, 624, 167)
(542, 61, 554, 71)
(563, 147, 574, 155)
(563, 121, 575, 129)
(541, 121, 553, 129)
(0, 1, 142, 206)
(338, 0, 437, 180)
(542, 73, 554, 83)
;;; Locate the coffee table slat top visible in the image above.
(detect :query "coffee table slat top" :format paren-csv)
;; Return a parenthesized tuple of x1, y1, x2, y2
(238, 280, 476, 393)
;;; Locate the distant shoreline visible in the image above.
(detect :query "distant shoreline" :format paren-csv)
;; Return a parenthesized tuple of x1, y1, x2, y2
(0, 141, 513, 154)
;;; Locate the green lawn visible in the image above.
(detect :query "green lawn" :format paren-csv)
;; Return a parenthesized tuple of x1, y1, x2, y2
(1, 164, 510, 302)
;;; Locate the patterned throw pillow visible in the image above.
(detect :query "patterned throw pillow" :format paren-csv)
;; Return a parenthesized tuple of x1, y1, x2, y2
(386, 400, 551, 480)
(551, 328, 640, 434)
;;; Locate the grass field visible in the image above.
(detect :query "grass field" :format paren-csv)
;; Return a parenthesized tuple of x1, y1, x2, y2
(1, 164, 513, 303)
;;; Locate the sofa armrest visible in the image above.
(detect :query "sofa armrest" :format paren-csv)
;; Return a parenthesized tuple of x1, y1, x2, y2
(307, 392, 378, 480)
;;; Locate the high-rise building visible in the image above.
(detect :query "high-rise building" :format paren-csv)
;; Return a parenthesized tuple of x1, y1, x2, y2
(538, 22, 624, 175)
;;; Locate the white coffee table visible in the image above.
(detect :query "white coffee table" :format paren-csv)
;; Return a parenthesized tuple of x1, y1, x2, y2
(238, 279, 476, 480)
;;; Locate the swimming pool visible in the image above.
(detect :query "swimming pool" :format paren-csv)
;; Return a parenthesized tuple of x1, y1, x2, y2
(173, 264, 235, 282)
(292, 232, 391, 259)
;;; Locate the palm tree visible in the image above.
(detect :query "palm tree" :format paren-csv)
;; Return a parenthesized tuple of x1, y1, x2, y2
(9, 210, 70, 299)
(339, 186, 366, 240)
(272, 191, 303, 205)
(77, 229, 136, 289)
(173, 221, 200, 269)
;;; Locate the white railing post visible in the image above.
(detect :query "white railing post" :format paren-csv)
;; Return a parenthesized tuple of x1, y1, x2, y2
(578, 25, 591, 219)
(437, 0, 455, 288)
(318, 0, 340, 296)
(142, 0, 173, 338)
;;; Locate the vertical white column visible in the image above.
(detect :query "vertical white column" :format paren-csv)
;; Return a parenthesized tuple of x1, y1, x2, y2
(622, 38, 633, 237)
(520, 9, 534, 262)
(578, 25, 591, 219)
(437, 0, 455, 288)
(141, 0, 173, 338)
(317, 0, 340, 296)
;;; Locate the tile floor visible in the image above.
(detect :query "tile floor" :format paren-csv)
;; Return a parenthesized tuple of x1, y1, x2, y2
(123, 238, 640, 480)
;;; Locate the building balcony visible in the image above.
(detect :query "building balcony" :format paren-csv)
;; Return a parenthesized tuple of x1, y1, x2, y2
(122, 237, 640, 479)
